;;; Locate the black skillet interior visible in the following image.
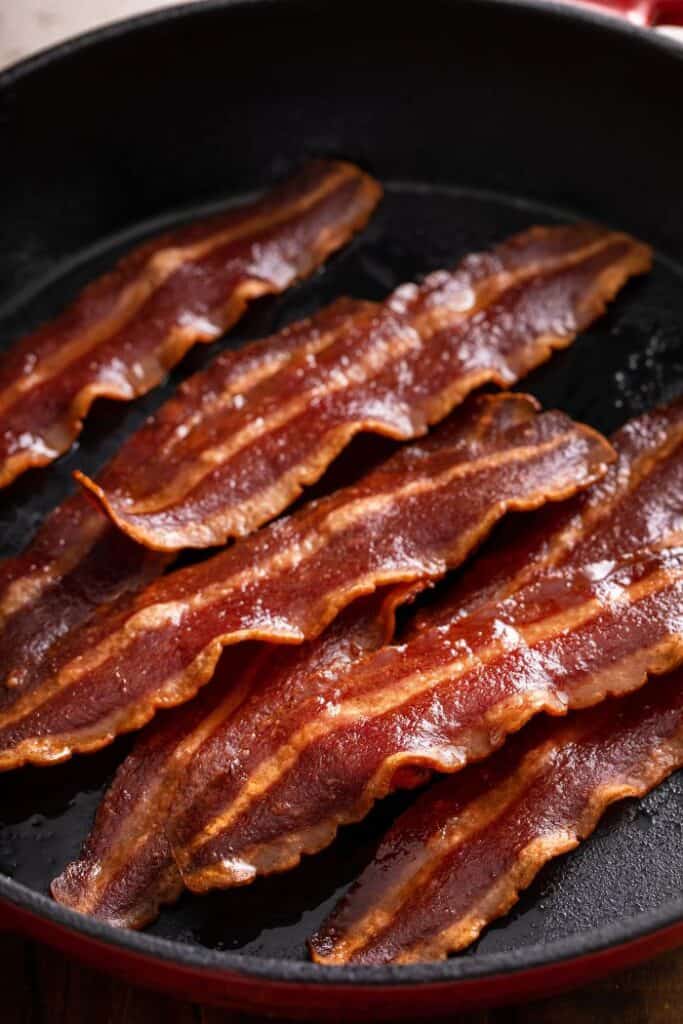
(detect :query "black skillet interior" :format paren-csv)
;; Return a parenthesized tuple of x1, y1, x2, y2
(0, 0, 682, 982)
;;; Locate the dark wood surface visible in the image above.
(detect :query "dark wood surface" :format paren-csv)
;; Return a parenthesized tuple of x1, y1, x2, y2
(4, 933, 682, 1023)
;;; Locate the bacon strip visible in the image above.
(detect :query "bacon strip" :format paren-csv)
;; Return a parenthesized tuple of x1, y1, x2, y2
(75, 223, 651, 550)
(50, 587, 417, 929)
(0, 393, 612, 771)
(169, 544, 683, 893)
(0, 301, 364, 705)
(0, 160, 380, 487)
(411, 397, 683, 629)
(310, 668, 683, 964)
(165, 400, 683, 893)
(307, 399, 683, 964)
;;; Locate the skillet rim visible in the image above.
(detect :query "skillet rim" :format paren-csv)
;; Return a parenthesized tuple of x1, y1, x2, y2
(0, 0, 682, 989)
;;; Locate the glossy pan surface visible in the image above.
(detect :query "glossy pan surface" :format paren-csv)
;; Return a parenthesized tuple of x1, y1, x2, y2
(0, 0, 682, 1015)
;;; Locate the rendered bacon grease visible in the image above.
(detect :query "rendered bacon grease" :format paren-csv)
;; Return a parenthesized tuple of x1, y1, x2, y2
(0, 393, 612, 771)
(0, 160, 380, 487)
(76, 223, 651, 550)
(310, 669, 683, 964)
(50, 590, 415, 928)
(310, 400, 683, 963)
(163, 402, 683, 897)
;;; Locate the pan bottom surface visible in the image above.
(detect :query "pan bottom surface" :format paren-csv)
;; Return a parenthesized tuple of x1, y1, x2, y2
(1, 181, 682, 965)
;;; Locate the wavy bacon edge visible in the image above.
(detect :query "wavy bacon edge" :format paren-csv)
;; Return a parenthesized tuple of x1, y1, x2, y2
(172, 549, 683, 894)
(0, 299, 372, 706)
(0, 160, 381, 487)
(49, 586, 421, 929)
(166, 399, 683, 895)
(310, 669, 683, 964)
(74, 223, 651, 551)
(0, 395, 614, 772)
(308, 398, 683, 964)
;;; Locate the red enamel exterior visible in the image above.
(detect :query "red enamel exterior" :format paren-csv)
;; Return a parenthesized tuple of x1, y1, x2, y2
(1, 895, 683, 1018)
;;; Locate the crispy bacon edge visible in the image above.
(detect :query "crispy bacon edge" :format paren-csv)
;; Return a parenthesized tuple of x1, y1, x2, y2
(0, 160, 380, 487)
(309, 668, 683, 964)
(0, 394, 613, 772)
(74, 222, 651, 550)
(0, 301, 368, 701)
(165, 401, 683, 895)
(49, 587, 419, 929)
(309, 398, 683, 964)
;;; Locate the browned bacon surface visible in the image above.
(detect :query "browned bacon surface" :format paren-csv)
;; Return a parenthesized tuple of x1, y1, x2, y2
(75, 223, 651, 550)
(310, 668, 683, 964)
(0, 300, 370, 719)
(163, 401, 683, 895)
(0, 393, 612, 771)
(307, 399, 683, 964)
(0, 161, 380, 487)
(412, 396, 683, 629)
(50, 588, 416, 928)
(170, 545, 683, 893)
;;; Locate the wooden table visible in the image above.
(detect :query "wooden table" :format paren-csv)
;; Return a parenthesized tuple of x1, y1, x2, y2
(3, 930, 683, 1022)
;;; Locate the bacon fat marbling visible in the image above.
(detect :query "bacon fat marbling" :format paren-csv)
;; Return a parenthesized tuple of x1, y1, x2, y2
(310, 668, 683, 964)
(164, 402, 683, 895)
(0, 161, 380, 486)
(50, 588, 416, 928)
(309, 400, 683, 964)
(76, 223, 650, 550)
(0, 302, 358, 713)
(0, 394, 611, 771)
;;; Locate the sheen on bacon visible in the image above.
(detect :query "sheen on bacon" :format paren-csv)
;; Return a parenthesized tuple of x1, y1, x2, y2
(310, 668, 683, 964)
(0, 303, 363, 704)
(0, 160, 381, 487)
(50, 589, 417, 929)
(164, 402, 683, 895)
(75, 223, 651, 550)
(308, 398, 683, 964)
(169, 547, 683, 893)
(0, 393, 613, 771)
(410, 396, 683, 629)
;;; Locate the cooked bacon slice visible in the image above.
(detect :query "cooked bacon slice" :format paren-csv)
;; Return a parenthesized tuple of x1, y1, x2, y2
(0, 160, 380, 487)
(0, 393, 613, 773)
(307, 399, 683, 964)
(168, 544, 683, 893)
(165, 403, 683, 895)
(49, 394, 609, 928)
(75, 223, 651, 550)
(310, 669, 683, 964)
(412, 398, 683, 629)
(50, 587, 418, 928)
(0, 299, 371, 710)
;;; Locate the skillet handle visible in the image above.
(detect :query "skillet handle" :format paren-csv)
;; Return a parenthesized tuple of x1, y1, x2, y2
(557, 0, 683, 26)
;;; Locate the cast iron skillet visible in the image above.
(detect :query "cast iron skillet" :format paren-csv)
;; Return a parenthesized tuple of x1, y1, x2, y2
(1, 0, 683, 1016)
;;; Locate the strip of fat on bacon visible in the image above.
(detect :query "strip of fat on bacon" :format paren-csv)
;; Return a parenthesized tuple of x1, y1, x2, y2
(310, 399, 683, 964)
(163, 401, 683, 898)
(75, 223, 650, 550)
(48, 393, 612, 926)
(0, 161, 380, 487)
(310, 668, 683, 964)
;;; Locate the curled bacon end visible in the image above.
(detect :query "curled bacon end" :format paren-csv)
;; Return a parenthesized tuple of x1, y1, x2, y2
(74, 223, 651, 550)
(0, 394, 613, 772)
(50, 587, 416, 929)
(310, 669, 683, 964)
(0, 160, 380, 487)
